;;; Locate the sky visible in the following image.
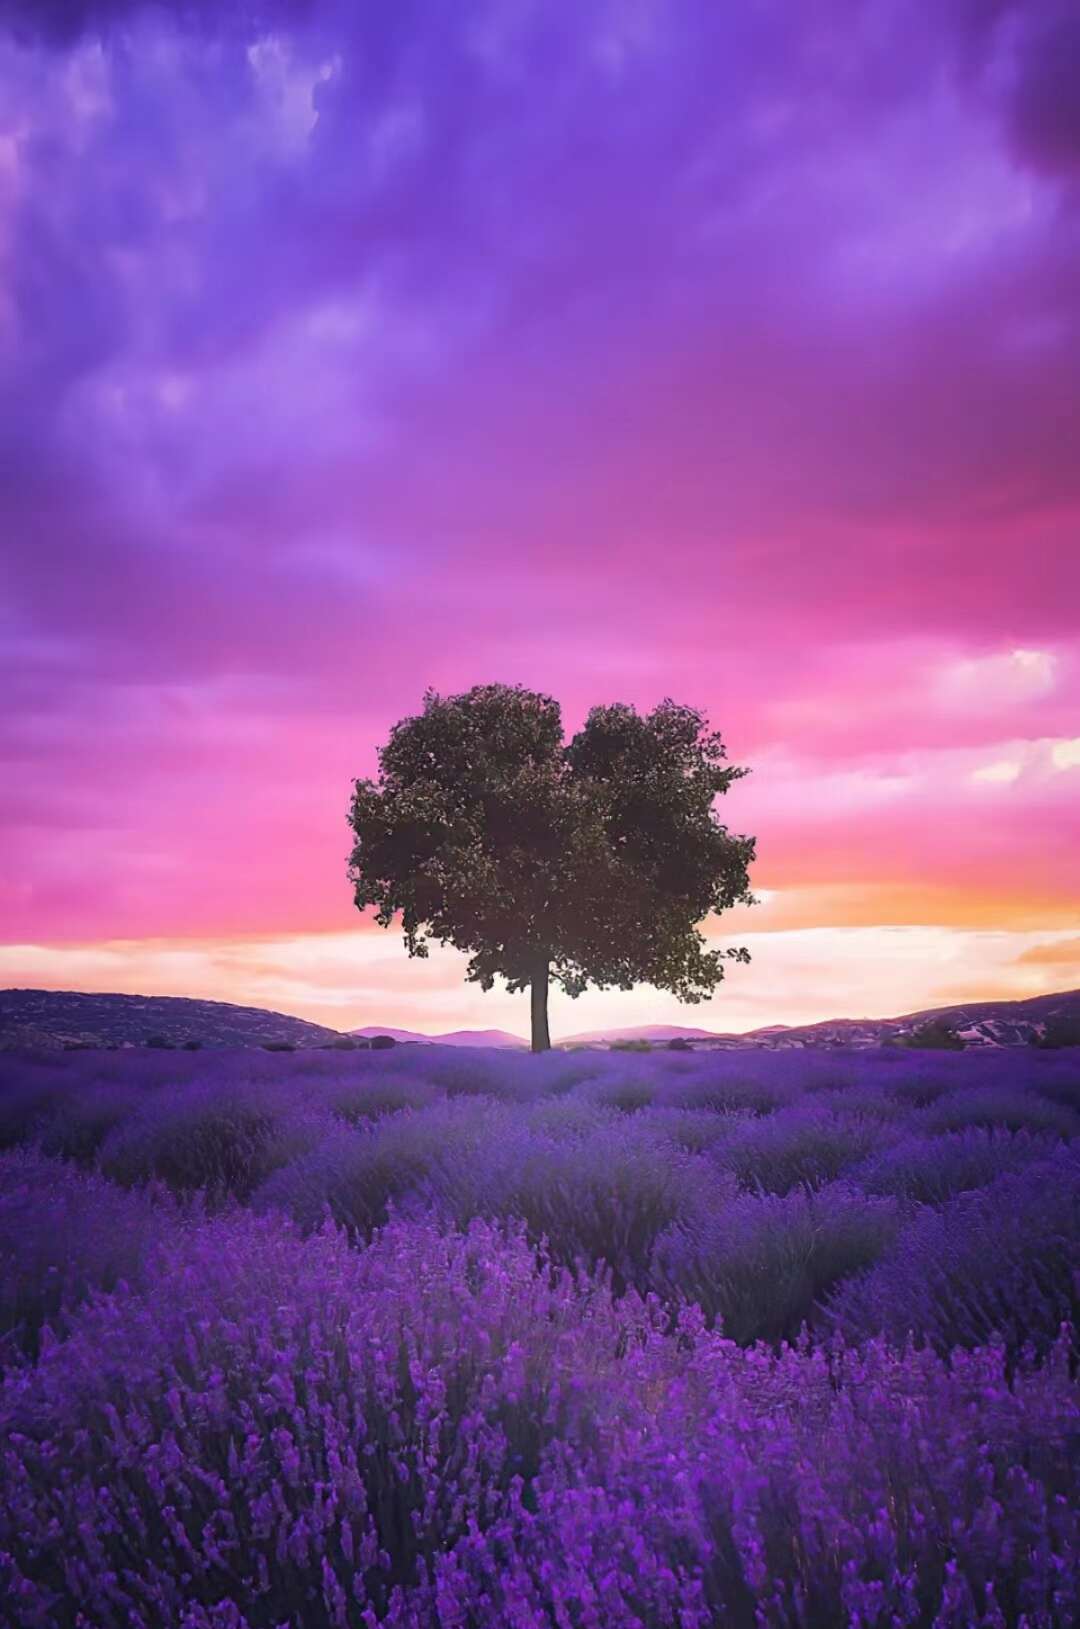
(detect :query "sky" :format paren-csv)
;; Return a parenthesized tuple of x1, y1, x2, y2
(0, 0, 1078, 1040)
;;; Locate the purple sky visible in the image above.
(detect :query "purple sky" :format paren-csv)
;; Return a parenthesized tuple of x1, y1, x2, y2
(1, 0, 1078, 1035)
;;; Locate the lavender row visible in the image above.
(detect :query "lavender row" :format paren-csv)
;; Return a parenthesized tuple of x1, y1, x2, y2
(2, 1198, 1077, 1627)
(2, 1045, 1078, 1358)
(1, 1042, 1077, 1623)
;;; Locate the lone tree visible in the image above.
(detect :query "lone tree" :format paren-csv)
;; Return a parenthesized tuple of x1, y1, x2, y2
(347, 684, 756, 1052)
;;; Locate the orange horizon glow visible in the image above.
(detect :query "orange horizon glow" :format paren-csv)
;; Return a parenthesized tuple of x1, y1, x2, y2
(3, 909, 1079, 1041)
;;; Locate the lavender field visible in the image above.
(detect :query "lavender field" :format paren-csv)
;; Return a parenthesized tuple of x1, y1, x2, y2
(1, 1042, 1078, 1627)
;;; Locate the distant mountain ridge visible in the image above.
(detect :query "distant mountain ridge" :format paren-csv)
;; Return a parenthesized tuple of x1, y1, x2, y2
(352, 1026, 527, 1048)
(563, 989, 1080, 1050)
(1, 986, 1076, 1052)
(0, 989, 340, 1051)
(560, 1023, 724, 1045)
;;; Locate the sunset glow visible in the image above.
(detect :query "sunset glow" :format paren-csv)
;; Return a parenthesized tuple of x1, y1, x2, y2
(1, 0, 1077, 1035)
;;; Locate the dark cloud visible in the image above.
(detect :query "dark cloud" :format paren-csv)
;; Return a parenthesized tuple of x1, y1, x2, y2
(1006, 1, 1080, 177)
(942, 0, 1080, 180)
(2, 0, 1078, 650)
(0, 0, 310, 45)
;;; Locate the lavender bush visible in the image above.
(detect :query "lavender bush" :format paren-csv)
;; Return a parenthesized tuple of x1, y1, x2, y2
(321, 1075, 438, 1126)
(251, 1101, 493, 1238)
(0, 1149, 167, 1365)
(0, 1056, 69, 1150)
(853, 1126, 1060, 1204)
(426, 1111, 706, 1289)
(826, 1146, 1080, 1359)
(653, 1180, 902, 1342)
(0, 1204, 1076, 1627)
(100, 1079, 330, 1201)
(924, 1085, 1079, 1139)
(36, 1079, 145, 1164)
(712, 1103, 880, 1193)
(0, 1041, 1077, 1624)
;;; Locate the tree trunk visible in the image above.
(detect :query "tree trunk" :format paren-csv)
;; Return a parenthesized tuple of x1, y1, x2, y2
(530, 960, 551, 1053)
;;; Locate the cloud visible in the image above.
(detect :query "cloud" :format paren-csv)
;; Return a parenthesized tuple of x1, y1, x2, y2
(0, 0, 312, 46)
(0, 0, 1076, 995)
(1051, 738, 1080, 770)
(998, 0, 1080, 179)
(971, 759, 1022, 783)
(1016, 936, 1080, 966)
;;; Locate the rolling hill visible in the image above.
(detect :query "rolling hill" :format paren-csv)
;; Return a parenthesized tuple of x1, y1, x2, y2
(351, 1025, 527, 1048)
(2, 987, 1076, 1052)
(0, 990, 341, 1051)
(563, 989, 1080, 1050)
(559, 1023, 723, 1045)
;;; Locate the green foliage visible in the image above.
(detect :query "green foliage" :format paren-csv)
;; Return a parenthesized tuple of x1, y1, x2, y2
(609, 1039, 653, 1054)
(348, 685, 756, 1048)
(900, 1020, 965, 1051)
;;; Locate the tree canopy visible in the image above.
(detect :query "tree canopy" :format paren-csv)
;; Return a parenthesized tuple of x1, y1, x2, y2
(347, 684, 756, 1050)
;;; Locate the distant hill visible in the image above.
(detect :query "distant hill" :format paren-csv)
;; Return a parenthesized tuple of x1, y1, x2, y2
(561, 990, 1080, 1050)
(435, 1029, 528, 1048)
(560, 1023, 721, 1045)
(747, 988, 1080, 1050)
(3, 986, 1076, 1054)
(351, 1025, 527, 1048)
(351, 1026, 438, 1045)
(0, 989, 341, 1051)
